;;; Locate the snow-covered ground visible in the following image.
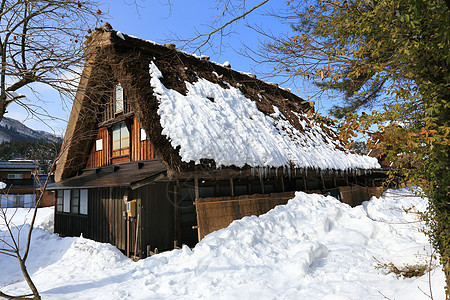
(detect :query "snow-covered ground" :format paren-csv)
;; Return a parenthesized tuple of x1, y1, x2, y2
(0, 189, 445, 299)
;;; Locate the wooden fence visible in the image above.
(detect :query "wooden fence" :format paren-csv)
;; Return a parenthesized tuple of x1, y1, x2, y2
(195, 191, 295, 241)
(338, 186, 383, 207)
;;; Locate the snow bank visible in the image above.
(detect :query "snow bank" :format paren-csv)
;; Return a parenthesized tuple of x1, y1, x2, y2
(0, 206, 54, 232)
(150, 62, 379, 171)
(0, 190, 445, 299)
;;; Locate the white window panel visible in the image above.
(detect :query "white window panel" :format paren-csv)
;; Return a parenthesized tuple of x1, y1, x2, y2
(80, 189, 88, 215)
(63, 190, 71, 213)
(112, 122, 129, 151)
(96, 139, 103, 151)
(140, 128, 147, 141)
(115, 83, 124, 113)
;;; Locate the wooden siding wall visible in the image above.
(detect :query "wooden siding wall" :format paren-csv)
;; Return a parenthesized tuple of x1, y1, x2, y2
(131, 117, 155, 161)
(86, 127, 111, 168)
(0, 171, 32, 179)
(195, 191, 295, 241)
(100, 88, 133, 123)
(133, 182, 174, 257)
(54, 186, 128, 251)
(86, 117, 156, 168)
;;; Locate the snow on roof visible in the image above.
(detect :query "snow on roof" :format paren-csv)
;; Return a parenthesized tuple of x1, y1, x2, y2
(150, 62, 379, 171)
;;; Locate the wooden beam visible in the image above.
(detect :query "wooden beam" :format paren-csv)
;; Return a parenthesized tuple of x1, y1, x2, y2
(260, 177, 265, 194)
(130, 172, 166, 190)
(230, 178, 234, 197)
(194, 176, 199, 200)
(281, 176, 285, 192)
(320, 174, 325, 190)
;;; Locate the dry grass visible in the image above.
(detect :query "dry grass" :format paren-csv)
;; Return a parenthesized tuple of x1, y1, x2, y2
(376, 262, 429, 278)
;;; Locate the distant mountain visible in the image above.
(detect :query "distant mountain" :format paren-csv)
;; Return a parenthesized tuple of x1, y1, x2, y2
(0, 117, 62, 144)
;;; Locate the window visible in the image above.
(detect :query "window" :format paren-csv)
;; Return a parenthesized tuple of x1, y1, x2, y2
(96, 139, 103, 151)
(112, 122, 130, 152)
(80, 189, 88, 215)
(71, 189, 80, 213)
(56, 189, 88, 215)
(63, 190, 70, 213)
(8, 174, 23, 179)
(140, 128, 147, 141)
(56, 190, 63, 212)
(115, 83, 124, 113)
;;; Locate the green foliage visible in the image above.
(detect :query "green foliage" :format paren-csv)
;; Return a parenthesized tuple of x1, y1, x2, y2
(0, 141, 61, 173)
(350, 141, 369, 155)
(262, 0, 449, 293)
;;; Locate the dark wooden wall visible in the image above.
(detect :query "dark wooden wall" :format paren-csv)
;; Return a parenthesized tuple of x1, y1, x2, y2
(0, 170, 32, 179)
(54, 172, 386, 257)
(133, 182, 175, 256)
(54, 186, 128, 251)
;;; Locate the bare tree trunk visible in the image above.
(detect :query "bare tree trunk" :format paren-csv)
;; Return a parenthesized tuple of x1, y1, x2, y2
(18, 257, 40, 300)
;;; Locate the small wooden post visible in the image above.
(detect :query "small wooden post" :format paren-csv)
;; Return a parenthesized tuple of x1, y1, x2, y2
(333, 176, 337, 188)
(194, 176, 199, 200)
(320, 173, 326, 190)
(260, 177, 265, 194)
(134, 213, 140, 258)
(194, 176, 201, 242)
(230, 178, 235, 197)
(280, 176, 285, 192)
(303, 176, 307, 190)
(126, 216, 130, 257)
(173, 180, 180, 248)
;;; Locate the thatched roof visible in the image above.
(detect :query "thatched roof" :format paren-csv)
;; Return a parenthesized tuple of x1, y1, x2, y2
(55, 23, 379, 182)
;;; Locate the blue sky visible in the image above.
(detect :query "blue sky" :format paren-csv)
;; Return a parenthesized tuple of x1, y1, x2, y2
(7, 0, 329, 134)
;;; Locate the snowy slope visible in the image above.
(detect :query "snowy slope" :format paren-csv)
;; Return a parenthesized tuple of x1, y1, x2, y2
(0, 189, 445, 299)
(0, 117, 61, 143)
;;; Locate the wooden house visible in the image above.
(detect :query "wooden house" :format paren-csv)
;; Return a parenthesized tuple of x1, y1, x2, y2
(0, 160, 54, 208)
(50, 23, 380, 258)
(0, 160, 37, 208)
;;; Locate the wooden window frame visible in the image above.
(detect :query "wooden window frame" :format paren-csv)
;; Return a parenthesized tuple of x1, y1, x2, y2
(7, 173, 23, 179)
(56, 190, 64, 212)
(71, 189, 80, 214)
(111, 121, 130, 157)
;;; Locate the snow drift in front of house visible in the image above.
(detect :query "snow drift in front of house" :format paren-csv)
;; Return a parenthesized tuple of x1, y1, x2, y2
(150, 62, 379, 170)
(0, 189, 445, 299)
